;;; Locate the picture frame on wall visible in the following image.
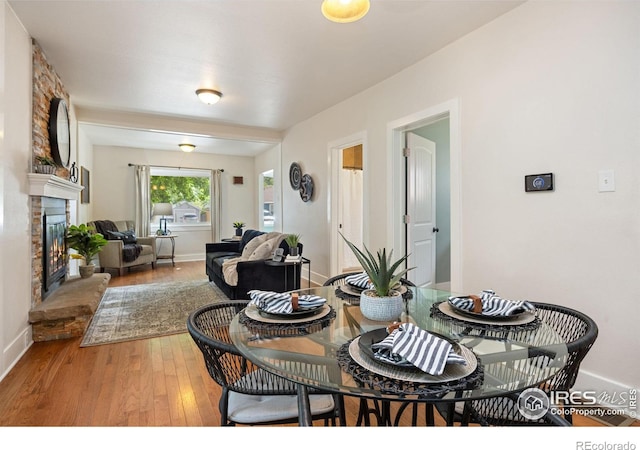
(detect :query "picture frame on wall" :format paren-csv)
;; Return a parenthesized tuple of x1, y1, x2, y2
(81, 167, 90, 204)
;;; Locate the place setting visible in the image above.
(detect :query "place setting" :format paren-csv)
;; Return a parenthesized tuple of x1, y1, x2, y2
(337, 321, 483, 396)
(238, 289, 336, 336)
(431, 289, 540, 331)
(335, 272, 411, 303)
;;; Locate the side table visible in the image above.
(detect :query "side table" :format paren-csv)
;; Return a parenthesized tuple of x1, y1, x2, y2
(152, 234, 178, 266)
(265, 256, 311, 290)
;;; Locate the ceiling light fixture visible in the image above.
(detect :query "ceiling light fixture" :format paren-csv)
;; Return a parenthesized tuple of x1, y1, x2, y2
(179, 143, 196, 152)
(196, 88, 222, 105)
(321, 0, 370, 23)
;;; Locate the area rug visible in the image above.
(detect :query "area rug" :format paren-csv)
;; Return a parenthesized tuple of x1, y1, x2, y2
(80, 279, 227, 347)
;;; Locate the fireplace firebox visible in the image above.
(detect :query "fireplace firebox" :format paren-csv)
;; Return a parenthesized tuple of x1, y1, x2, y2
(43, 211, 67, 299)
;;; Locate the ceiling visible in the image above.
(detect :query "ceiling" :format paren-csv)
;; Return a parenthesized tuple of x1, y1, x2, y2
(10, 0, 523, 156)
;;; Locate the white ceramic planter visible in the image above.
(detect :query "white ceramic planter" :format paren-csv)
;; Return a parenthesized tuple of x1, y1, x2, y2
(359, 289, 403, 322)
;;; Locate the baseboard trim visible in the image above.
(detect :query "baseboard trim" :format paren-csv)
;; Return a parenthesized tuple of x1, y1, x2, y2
(1, 327, 32, 383)
(574, 369, 638, 418)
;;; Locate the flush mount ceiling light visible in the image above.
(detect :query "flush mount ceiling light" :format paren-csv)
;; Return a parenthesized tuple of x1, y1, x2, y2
(179, 143, 196, 152)
(196, 88, 222, 105)
(321, 0, 370, 23)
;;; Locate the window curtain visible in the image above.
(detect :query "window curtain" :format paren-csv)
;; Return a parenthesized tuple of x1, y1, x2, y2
(134, 165, 151, 238)
(211, 169, 223, 242)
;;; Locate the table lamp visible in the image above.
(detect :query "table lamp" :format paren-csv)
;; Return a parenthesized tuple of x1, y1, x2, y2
(152, 203, 173, 235)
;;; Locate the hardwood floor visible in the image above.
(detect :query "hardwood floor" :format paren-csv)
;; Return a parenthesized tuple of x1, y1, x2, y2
(0, 260, 631, 427)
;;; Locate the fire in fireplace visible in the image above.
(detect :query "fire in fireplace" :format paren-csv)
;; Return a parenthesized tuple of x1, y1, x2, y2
(43, 211, 67, 298)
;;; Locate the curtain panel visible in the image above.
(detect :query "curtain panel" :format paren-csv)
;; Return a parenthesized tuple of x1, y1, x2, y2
(134, 165, 151, 238)
(211, 169, 223, 242)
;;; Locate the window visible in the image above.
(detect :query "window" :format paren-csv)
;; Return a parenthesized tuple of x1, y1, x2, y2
(150, 167, 211, 229)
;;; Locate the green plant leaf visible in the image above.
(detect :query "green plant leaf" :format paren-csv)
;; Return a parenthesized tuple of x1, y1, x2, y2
(285, 234, 301, 246)
(339, 232, 414, 297)
(66, 224, 108, 262)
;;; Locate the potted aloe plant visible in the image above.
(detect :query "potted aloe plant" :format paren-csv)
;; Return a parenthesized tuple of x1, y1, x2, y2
(66, 224, 108, 278)
(285, 233, 301, 256)
(340, 232, 414, 321)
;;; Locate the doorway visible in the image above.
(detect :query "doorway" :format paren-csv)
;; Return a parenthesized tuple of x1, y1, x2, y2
(329, 132, 367, 276)
(388, 100, 461, 292)
(339, 144, 364, 272)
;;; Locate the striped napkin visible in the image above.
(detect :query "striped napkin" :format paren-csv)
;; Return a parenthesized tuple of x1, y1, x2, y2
(448, 289, 535, 316)
(371, 323, 466, 375)
(345, 272, 373, 289)
(248, 290, 326, 314)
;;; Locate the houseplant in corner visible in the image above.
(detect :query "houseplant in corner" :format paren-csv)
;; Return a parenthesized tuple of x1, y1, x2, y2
(66, 224, 108, 278)
(340, 232, 414, 321)
(285, 233, 301, 257)
(233, 221, 245, 237)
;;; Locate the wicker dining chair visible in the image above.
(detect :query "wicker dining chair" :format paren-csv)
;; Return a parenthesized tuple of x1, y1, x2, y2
(187, 301, 345, 426)
(436, 301, 599, 426)
(323, 272, 421, 426)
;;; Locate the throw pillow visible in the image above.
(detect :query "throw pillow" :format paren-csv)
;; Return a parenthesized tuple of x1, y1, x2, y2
(106, 230, 137, 245)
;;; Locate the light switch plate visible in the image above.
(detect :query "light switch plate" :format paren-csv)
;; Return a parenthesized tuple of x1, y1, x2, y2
(598, 170, 615, 192)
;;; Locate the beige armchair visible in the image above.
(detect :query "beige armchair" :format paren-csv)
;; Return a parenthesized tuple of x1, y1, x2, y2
(88, 220, 156, 276)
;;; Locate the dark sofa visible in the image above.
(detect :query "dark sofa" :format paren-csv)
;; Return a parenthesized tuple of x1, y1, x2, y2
(205, 229, 303, 299)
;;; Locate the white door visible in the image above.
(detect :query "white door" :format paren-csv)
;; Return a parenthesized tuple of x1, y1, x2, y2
(406, 132, 436, 287)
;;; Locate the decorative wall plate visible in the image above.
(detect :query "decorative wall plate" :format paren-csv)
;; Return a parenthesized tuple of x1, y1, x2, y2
(289, 163, 302, 190)
(300, 174, 314, 202)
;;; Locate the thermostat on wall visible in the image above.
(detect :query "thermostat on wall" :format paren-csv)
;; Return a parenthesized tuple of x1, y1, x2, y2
(525, 173, 554, 192)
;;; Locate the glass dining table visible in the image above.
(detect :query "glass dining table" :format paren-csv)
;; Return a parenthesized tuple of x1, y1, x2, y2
(229, 285, 569, 426)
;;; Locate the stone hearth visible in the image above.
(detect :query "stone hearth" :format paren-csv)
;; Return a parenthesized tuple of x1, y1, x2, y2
(29, 273, 110, 342)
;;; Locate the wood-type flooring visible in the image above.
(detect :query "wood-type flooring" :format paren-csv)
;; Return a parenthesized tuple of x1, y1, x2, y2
(0, 261, 635, 428)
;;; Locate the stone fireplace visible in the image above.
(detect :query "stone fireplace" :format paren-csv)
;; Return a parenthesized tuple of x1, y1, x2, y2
(24, 42, 110, 342)
(27, 174, 110, 342)
(28, 173, 82, 308)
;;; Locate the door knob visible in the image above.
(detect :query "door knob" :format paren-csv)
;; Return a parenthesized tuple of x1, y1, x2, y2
(433, 227, 439, 233)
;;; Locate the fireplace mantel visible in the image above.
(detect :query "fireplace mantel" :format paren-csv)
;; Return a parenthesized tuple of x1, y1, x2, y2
(28, 173, 84, 200)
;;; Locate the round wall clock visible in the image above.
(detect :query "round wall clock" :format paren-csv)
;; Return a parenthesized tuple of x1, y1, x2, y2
(48, 97, 70, 168)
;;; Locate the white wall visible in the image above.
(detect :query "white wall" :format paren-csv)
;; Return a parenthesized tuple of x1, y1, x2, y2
(281, 2, 639, 397)
(91, 145, 256, 261)
(0, 2, 34, 379)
